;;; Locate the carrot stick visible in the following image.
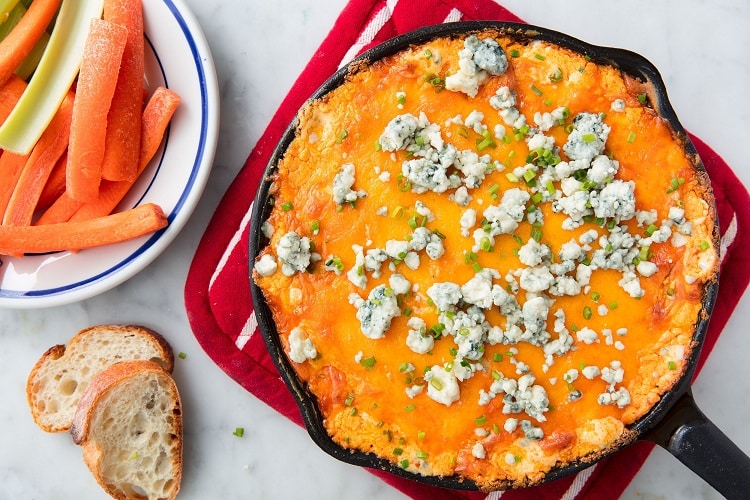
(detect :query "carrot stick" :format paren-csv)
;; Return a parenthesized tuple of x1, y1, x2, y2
(0, 74, 26, 124)
(36, 149, 68, 212)
(66, 18, 127, 202)
(3, 91, 74, 226)
(0, 0, 62, 86)
(101, 0, 144, 181)
(0, 148, 28, 216)
(70, 87, 180, 221)
(0, 202, 167, 255)
(34, 191, 82, 225)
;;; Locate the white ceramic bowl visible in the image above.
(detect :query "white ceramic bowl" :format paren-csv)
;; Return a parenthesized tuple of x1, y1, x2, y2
(0, 0, 219, 308)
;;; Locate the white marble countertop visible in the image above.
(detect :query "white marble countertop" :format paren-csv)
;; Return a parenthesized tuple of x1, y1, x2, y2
(2, 0, 749, 498)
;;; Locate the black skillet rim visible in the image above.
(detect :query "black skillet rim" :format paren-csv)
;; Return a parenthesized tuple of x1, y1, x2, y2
(248, 20, 721, 491)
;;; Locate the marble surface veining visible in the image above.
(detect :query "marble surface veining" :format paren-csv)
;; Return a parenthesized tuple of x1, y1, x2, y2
(1, 0, 748, 499)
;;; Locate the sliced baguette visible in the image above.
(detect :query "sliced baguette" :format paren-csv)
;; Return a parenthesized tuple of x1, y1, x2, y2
(26, 324, 174, 433)
(71, 360, 183, 500)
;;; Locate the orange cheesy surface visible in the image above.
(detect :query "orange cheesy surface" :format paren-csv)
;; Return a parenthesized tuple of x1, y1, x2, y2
(253, 30, 718, 489)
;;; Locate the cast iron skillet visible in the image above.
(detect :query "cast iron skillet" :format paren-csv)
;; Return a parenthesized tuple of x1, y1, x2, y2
(249, 21, 750, 496)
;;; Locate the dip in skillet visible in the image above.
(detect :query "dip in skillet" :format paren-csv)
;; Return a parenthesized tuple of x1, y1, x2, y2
(252, 28, 718, 490)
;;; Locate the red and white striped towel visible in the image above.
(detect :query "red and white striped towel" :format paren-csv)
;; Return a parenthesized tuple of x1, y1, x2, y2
(184, 0, 750, 498)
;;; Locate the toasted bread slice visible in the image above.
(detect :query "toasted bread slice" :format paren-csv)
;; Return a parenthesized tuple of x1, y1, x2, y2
(71, 360, 182, 500)
(26, 325, 174, 432)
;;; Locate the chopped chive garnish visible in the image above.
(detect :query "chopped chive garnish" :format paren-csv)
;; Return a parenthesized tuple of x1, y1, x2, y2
(310, 220, 320, 234)
(344, 393, 355, 406)
(233, 427, 245, 438)
(591, 291, 600, 302)
(391, 206, 404, 218)
(178, 352, 186, 359)
(637, 93, 648, 105)
(432, 228, 446, 240)
(479, 236, 493, 252)
(416, 451, 428, 460)
(403, 307, 413, 317)
(549, 67, 563, 82)
(531, 228, 543, 243)
(534, 53, 546, 61)
(418, 430, 426, 440)
(472, 261, 483, 272)
(609, 301, 619, 310)
(667, 361, 677, 370)
(530, 84, 543, 96)
(493, 352, 503, 362)
(627, 131, 637, 143)
(335, 130, 348, 143)
(699, 240, 710, 251)
(404, 404, 416, 412)
(666, 177, 685, 193)
(397, 94, 406, 105)
(430, 378, 444, 390)
(474, 415, 487, 426)
(280, 202, 293, 211)
(506, 172, 520, 183)
(510, 49, 520, 58)
(394, 447, 404, 455)
(645, 224, 658, 237)
(400, 459, 409, 468)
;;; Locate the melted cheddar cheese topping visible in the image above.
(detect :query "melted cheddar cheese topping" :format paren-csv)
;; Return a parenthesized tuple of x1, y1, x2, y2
(254, 30, 718, 489)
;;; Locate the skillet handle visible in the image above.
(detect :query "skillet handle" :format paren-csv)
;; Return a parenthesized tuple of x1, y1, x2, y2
(644, 389, 750, 498)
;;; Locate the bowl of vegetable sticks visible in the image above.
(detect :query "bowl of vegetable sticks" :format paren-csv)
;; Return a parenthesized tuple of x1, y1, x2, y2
(0, 0, 219, 308)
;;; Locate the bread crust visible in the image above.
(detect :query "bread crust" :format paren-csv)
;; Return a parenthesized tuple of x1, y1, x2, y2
(71, 360, 182, 500)
(26, 325, 174, 432)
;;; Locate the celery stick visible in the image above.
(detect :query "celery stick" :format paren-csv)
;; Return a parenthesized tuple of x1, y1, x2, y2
(0, 1, 23, 41)
(0, 0, 105, 154)
(0, 0, 21, 25)
(15, 30, 49, 80)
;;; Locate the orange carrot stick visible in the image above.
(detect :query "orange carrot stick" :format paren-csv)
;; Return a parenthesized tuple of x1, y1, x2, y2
(101, 0, 144, 181)
(0, 74, 27, 124)
(34, 191, 83, 225)
(36, 150, 68, 212)
(0, 149, 28, 216)
(70, 87, 180, 221)
(0, 202, 167, 255)
(3, 91, 74, 226)
(66, 18, 127, 202)
(0, 0, 62, 86)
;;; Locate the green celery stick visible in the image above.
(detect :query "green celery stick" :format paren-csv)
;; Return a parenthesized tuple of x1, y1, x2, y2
(0, 0, 105, 154)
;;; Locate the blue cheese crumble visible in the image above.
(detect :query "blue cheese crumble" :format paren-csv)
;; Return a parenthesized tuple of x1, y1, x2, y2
(276, 231, 312, 276)
(332, 163, 367, 205)
(288, 327, 317, 363)
(351, 285, 400, 339)
(445, 35, 508, 98)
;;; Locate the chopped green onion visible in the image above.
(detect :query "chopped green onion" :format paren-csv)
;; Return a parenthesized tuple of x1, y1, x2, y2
(360, 356, 377, 370)
(506, 172, 520, 183)
(479, 236, 493, 252)
(534, 53, 546, 61)
(531, 228, 543, 243)
(404, 404, 416, 412)
(432, 228, 446, 240)
(474, 415, 487, 426)
(400, 459, 409, 469)
(344, 393, 355, 406)
(637, 93, 648, 105)
(393, 447, 404, 455)
(510, 49, 520, 58)
(280, 202, 293, 212)
(336, 130, 348, 143)
(609, 301, 619, 310)
(549, 67, 563, 82)
(416, 451, 428, 460)
(493, 352, 503, 362)
(530, 84, 543, 96)
(699, 240, 710, 251)
(178, 352, 187, 359)
(582, 133, 597, 143)
(471, 261, 483, 272)
(667, 361, 677, 370)
(627, 131, 637, 143)
(582, 305, 592, 320)
(310, 220, 320, 234)
(645, 224, 658, 237)
(233, 427, 245, 437)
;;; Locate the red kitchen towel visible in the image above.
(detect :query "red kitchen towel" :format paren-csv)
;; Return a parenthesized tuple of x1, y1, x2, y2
(184, 0, 750, 498)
